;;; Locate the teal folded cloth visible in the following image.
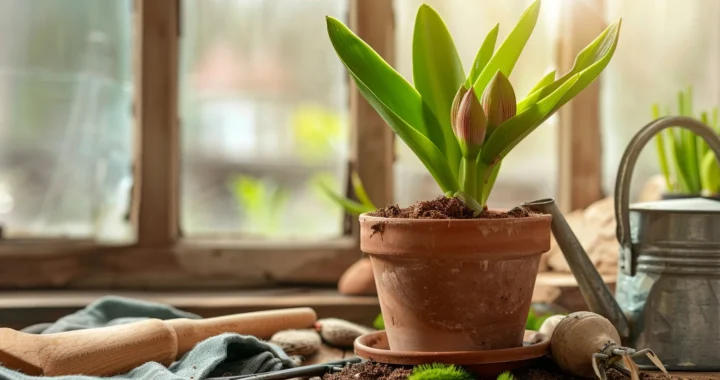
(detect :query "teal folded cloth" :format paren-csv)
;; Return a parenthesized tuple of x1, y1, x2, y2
(1, 296, 296, 380)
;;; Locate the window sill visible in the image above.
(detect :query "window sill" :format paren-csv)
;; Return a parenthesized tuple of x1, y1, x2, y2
(0, 287, 380, 330)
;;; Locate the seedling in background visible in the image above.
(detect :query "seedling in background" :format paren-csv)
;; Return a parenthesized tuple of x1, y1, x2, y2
(652, 87, 720, 196)
(326, 0, 621, 212)
(318, 170, 376, 215)
(228, 175, 289, 236)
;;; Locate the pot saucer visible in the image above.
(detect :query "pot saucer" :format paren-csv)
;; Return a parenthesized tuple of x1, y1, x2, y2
(354, 330, 550, 377)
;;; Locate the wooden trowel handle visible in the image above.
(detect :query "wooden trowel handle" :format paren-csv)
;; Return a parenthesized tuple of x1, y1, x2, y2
(0, 319, 177, 377)
(167, 307, 317, 355)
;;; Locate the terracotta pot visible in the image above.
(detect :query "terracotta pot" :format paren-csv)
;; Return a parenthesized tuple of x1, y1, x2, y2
(359, 212, 552, 352)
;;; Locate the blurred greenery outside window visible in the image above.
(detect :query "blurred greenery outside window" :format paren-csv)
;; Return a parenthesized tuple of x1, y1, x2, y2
(0, 1, 133, 242)
(3, 0, 719, 244)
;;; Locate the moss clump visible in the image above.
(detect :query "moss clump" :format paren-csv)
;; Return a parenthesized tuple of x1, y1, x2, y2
(408, 363, 474, 380)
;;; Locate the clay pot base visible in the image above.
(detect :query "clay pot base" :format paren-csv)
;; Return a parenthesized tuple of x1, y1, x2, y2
(354, 330, 550, 378)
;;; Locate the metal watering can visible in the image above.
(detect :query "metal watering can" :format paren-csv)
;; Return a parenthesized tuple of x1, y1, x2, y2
(526, 116, 720, 371)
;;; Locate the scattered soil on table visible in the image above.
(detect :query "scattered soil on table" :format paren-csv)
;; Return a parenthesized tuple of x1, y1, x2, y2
(326, 360, 712, 380)
(370, 196, 536, 219)
(324, 361, 411, 380)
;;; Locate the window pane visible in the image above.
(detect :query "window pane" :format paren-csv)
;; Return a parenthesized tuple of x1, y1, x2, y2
(0, 1, 134, 241)
(393, 0, 560, 208)
(601, 0, 720, 200)
(180, 0, 350, 239)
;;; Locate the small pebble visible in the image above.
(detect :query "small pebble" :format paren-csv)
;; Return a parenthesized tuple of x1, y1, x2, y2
(269, 329, 322, 356)
(314, 318, 373, 348)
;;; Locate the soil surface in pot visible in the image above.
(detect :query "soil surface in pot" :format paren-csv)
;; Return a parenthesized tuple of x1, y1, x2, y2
(323, 361, 709, 380)
(370, 196, 536, 219)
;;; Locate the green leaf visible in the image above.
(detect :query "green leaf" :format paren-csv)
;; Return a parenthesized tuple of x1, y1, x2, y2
(518, 20, 622, 114)
(326, 17, 442, 149)
(472, 0, 540, 94)
(351, 171, 376, 209)
(318, 180, 375, 215)
(353, 72, 459, 193)
(412, 5, 464, 176)
(479, 160, 502, 205)
(465, 24, 499, 88)
(480, 74, 579, 165)
(678, 90, 701, 192)
(453, 191, 484, 215)
(527, 70, 556, 96)
(326, 16, 458, 192)
(701, 150, 720, 195)
(652, 104, 672, 191)
(373, 313, 385, 330)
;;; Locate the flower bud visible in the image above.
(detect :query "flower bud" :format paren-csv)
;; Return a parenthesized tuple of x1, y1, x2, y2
(481, 71, 516, 132)
(450, 86, 468, 128)
(453, 87, 486, 158)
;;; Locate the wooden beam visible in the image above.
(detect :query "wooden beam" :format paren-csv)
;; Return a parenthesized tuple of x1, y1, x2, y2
(350, 0, 395, 208)
(132, 0, 180, 246)
(556, 0, 605, 212)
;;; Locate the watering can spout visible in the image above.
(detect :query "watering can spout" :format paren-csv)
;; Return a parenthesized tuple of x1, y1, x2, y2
(524, 198, 631, 340)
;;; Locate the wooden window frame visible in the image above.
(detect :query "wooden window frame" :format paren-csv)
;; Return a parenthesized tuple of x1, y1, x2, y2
(0, 0, 603, 290)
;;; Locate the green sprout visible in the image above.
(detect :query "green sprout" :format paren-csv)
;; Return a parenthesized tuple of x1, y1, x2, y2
(373, 313, 385, 330)
(326, 0, 621, 212)
(409, 363, 474, 380)
(652, 87, 720, 197)
(228, 175, 289, 236)
(318, 170, 376, 215)
(496, 371, 515, 380)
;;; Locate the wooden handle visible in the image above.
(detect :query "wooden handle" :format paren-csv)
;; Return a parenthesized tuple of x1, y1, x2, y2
(0, 319, 177, 377)
(0, 307, 317, 377)
(166, 307, 317, 355)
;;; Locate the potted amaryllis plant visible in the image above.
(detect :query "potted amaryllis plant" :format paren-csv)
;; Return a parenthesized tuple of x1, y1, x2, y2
(652, 87, 720, 200)
(326, 0, 621, 352)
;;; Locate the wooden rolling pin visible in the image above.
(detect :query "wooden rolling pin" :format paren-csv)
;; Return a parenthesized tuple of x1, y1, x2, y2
(0, 307, 316, 377)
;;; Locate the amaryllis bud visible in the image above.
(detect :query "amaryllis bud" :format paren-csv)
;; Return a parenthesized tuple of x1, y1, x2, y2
(481, 71, 516, 132)
(453, 87, 486, 158)
(450, 86, 468, 129)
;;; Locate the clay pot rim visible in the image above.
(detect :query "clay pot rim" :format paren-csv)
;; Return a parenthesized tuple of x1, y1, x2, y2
(359, 212, 552, 258)
(359, 212, 551, 224)
(354, 330, 550, 365)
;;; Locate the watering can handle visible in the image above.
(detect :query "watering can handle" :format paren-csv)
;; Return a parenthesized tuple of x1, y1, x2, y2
(614, 116, 720, 275)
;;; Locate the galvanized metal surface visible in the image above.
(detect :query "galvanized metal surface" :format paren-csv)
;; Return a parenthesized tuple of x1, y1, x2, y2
(531, 116, 720, 372)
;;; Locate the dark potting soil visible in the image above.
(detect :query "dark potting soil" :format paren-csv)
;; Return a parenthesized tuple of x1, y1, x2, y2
(369, 196, 536, 220)
(323, 361, 411, 380)
(325, 361, 712, 380)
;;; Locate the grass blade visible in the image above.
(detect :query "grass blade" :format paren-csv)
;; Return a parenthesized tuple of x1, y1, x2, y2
(701, 150, 720, 195)
(652, 104, 672, 190)
(472, 0, 540, 94)
(700, 111, 710, 162)
(678, 89, 701, 193)
(465, 24, 499, 88)
(351, 171, 376, 209)
(518, 20, 622, 113)
(413, 4, 464, 174)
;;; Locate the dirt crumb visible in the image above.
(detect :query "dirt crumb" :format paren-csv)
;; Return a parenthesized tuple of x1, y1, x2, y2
(323, 362, 411, 380)
(370, 196, 535, 220)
